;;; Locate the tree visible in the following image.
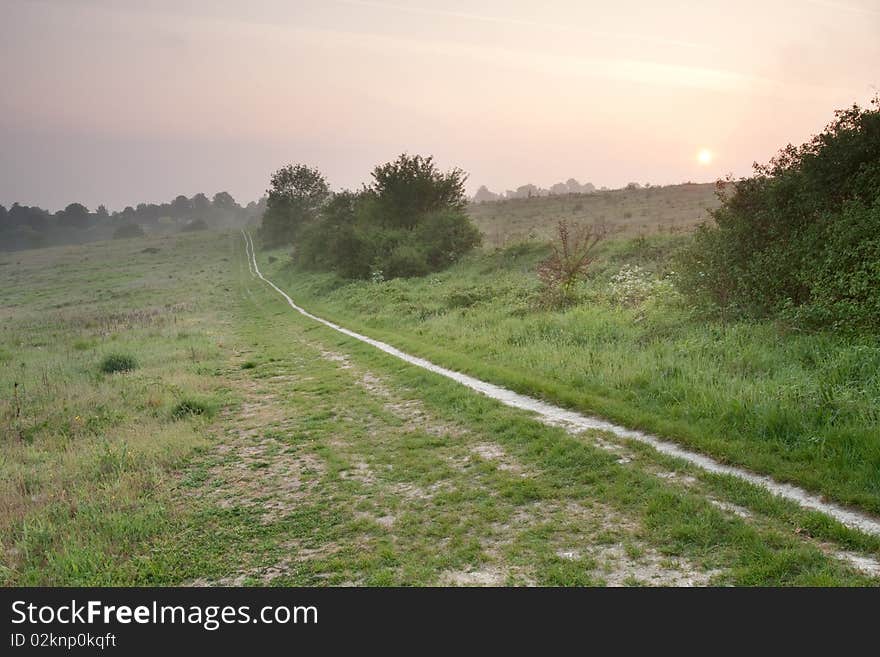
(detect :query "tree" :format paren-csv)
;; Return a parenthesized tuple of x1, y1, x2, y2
(61, 202, 90, 229)
(191, 193, 211, 218)
(95, 205, 109, 220)
(473, 185, 499, 203)
(212, 191, 237, 210)
(293, 155, 481, 280)
(260, 164, 329, 248)
(169, 195, 192, 219)
(370, 154, 466, 229)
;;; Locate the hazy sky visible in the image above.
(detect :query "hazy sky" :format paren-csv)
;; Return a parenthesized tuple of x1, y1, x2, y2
(1, 0, 878, 211)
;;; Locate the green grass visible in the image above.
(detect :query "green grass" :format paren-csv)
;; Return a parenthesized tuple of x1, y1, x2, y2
(3, 228, 879, 586)
(260, 234, 880, 516)
(0, 232, 236, 584)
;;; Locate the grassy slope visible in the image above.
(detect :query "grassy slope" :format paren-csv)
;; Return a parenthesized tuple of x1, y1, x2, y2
(261, 234, 880, 515)
(468, 182, 719, 247)
(2, 231, 878, 585)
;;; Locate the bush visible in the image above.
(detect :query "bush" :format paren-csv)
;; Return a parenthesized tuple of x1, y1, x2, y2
(113, 223, 145, 239)
(536, 220, 606, 308)
(100, 353, 138, 374)
(171, 397, 213, 419)
(295, 156, 481, 279)
(677, 97, 880, 330)
(608, 265, 677, 307)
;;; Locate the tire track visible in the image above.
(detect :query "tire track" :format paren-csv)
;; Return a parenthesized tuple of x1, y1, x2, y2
(241, 230, 880, 539)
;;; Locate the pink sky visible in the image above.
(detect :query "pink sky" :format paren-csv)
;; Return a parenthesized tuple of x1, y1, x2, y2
(1, 0, 878, 210)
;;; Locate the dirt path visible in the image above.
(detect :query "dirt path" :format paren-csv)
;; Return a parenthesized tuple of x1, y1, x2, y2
(241, 231, 880, 541)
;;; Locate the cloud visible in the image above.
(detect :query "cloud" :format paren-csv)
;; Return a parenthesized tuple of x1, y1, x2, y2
(336, 0, 710, 51)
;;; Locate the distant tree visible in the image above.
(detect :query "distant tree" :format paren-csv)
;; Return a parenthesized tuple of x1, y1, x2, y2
(8, 203, 26, 226)
(95, 204, 109, 220)
(169, 195, 192, 219)
(191, 193, 211, 218)
(473, 185, 499, 203)
(514, 184, 539, 199)
(550, 182, 569, 195)
(0, 204, 7, 229)
(141, 204, 162, 224)
(212, 191, 237, 211)
(61, 202, 90, 229)
(371, 154, 466, 229)
(625, 182, 641, 190)
(260, 164, 329, 248)
(22, 205, 50, 232)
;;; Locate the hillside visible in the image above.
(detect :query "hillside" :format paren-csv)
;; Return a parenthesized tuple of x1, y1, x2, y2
(468, 182, 719, 248)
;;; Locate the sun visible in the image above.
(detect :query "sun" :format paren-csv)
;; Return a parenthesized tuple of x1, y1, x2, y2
(697, 148, 714, 165)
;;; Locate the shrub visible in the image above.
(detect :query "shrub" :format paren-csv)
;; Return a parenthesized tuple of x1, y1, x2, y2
(536, 220, 606, 307)
(295, 156, 481, 279)
(608, 264, 677, 307)
(677, 97, 880, 330)
(100, 353, 138, 374)
(171, 398, 213, 419)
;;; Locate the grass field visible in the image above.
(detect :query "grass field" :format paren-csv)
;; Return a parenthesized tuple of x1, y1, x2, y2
(263, 233, 880, 516)
(2, 229, 880, 586)
(468, 182, 719, 248)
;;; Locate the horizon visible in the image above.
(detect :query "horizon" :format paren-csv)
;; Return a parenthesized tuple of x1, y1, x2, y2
(2, 0, 878, 212)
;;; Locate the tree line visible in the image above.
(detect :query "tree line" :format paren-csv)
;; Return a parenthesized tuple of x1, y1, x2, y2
(259, 154, 482, 279)
(0, 192, 265, 251)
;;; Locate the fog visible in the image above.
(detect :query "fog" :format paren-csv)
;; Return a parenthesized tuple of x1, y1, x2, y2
(1, 0, 878, 210)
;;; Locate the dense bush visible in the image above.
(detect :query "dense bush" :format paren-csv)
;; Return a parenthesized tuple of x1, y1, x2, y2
(278, 155, 481, 279)
(100, 354, 138, 374)
(171, 397, 214, 419)
(677, 97, 880, 330)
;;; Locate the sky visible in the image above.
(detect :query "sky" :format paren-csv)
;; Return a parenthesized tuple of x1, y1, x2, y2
(1, 0, 878, 211)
